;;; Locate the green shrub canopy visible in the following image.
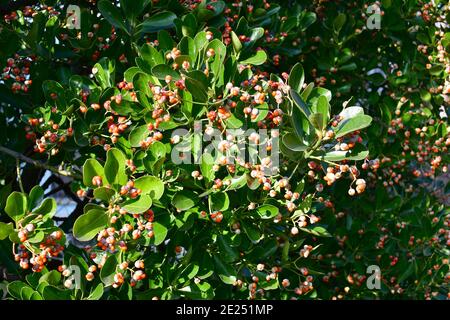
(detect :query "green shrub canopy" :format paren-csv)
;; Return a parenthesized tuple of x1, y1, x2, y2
(0, 0, 448, 300)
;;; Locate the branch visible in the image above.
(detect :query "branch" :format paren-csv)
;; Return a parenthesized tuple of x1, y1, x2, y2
(0, 146, 82, 180)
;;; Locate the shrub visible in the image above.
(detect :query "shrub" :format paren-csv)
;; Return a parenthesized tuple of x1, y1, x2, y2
(0, 0, 448, 300)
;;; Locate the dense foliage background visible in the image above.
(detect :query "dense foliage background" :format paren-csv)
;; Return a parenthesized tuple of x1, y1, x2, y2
(0, 0, 448, 300)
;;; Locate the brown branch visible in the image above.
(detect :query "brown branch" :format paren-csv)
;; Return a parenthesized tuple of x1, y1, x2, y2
(0, 145, 82, 180)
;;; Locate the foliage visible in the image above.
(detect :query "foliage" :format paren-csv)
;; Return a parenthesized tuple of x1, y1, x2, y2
(0, 0, 448, 300)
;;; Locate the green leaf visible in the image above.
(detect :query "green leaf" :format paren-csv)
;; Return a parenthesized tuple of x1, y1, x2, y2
(87, 283, 104, 300)
(173, 190, 197, 211)
(83, 159, 105, 188)
(134, 176, 164, 200)
(30, 292, 43, 300)
(241, 221, 261, 243)
(429, 65, 443, 76)
(178, 36, 196, 60)
(291, 100, 310, 139)
(308, 112, 325, 132)
(104, 148, 128, 187)
(226, 174, 248, 191)
(158, 30, 175, 51)
(322, 149, 369, 162)
(299, 12, 317, 30)
(8, 281, 32, 299)
(200, 153, 215, 183)
(181, 14, 197, 37)
(292, 194, 313, 219)
(308, 87, 332, 104)
(334, 115, 373, 138)
(122, 195, 153, 214)
(120, 0, 151, 21)
(185, 75, 208, 103)
(139, 11, 177, 33)
(197, 253, 214, 279)
(301, 82, 314, 100)
(33, 198, 57, 219)
(27, 231, 44, 243)
(177, 264, 200, 284)
(93, 58, 115, 89)
(398, 260, 416, 283)
(100, 255, 118, 287)
(129, 125, 150, 148)
(153, 213, 170, 245)
(289, 63, 305, 93)
(224, 113, 244, 129)
(290, 89, 311, 118)
(194, 31, 208, 54)
(39, 270, 61, 286)
(42, 80, 66, 109)
(255, 204, 279, 219)
(28, 186, 44, 211)
(300, 226, 332, 237)
(213, 256, 237, 285)
(151, 64, 181, 81)
(314, 95, 330, 127)
(231, 31, 242, 53)
(206, 39, 227, 86)
(5, 191, 27, 222)
(209, 192, 229, 212)
(93, 187, 116, 203)
(0, 222, 13, 240)
(42, 286, 72, 300)
(240, 50, 267, 65)
(139, 43, 164, 68)
(216, 234, 239, 262)
(339, 63, 357, 72)
(251, 103, 269, 122)
(282, 133, 308, 152)
(73, 209, 108, 241)
(98, 0, 127, 33)
(333, 13, 347, 33)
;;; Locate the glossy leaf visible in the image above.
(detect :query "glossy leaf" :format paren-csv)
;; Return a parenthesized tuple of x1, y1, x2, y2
(5, 192, 27, 222)
(122, 195, 153, 214)
(73, 209, 108, 241)
(104, 148, 128, 187)
(334, 115, 373, 138)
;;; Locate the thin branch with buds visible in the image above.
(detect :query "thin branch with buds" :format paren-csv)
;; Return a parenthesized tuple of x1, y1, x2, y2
(0, 146, 82, 180)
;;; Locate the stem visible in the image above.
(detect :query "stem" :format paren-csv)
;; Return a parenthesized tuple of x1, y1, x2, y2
(309, 156, 340, 167)
(288, 162, 301, 180)
(0, 146, 82, 180)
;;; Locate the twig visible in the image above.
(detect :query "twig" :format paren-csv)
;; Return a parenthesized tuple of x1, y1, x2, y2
(0, 146, 82, 180)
